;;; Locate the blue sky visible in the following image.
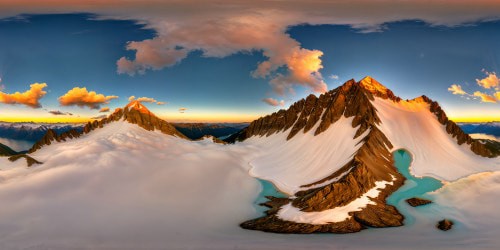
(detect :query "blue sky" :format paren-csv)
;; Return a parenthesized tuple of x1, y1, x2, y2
(0, 5, 499, 122)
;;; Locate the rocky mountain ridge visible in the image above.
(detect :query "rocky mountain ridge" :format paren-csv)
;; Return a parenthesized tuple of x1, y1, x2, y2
(239, 76, 497, 234)
(29, 100, 187, 153)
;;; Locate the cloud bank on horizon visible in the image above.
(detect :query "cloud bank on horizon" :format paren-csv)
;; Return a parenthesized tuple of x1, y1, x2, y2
(1, 0, 500, 107)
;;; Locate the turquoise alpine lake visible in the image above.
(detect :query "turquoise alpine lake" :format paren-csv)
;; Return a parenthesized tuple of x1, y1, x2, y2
(387, 149, 444, 225)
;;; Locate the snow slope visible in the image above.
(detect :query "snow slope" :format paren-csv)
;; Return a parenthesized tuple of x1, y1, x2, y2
(373, 97, 500, 181)
(243, 116, 368, 194)
(0, 121, 262, 249)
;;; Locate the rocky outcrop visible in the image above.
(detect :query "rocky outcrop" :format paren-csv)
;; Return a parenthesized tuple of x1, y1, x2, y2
(437, 219, 454, 231)
(8, 154, 42, 167)
(28, 101, 188, 153)
(406, 197, 432, 207)
(28, 129, 82, 153)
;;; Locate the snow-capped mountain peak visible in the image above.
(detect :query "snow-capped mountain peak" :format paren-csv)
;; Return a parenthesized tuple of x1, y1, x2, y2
(125, 100, 151, 114)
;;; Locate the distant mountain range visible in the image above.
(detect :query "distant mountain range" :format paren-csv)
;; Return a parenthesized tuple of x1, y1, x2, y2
(173, 123, 248, 140)
(458, 122, 500, 137)
(0, 122, 84, 142)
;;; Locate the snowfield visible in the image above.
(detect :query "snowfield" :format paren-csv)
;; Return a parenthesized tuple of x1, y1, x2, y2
(243, 116, 368, 194)
(373, 97, 499, 181)
(0, 112, 499, 249)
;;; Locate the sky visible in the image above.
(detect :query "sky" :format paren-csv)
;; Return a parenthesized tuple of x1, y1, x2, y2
(0, 1, 499, 123)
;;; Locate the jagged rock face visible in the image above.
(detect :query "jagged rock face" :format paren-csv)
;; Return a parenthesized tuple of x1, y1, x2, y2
(241, 78, 406, 233)
(240, 76, 497, 234)
(28, 129, 82, 153)
(29, 101, 188, 153)
(406, 197, 433, 207)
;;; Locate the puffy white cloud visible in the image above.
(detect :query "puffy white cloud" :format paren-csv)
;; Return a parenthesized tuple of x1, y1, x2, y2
(448, 84, 467, 95)
(59, 87, 118, 109)
(262, 98, 285, 107)
(0, 83, 47, 108)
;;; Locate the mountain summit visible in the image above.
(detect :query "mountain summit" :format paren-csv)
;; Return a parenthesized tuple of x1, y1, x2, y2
(236, 77, 498, 234)
(29, 101, 187, 152)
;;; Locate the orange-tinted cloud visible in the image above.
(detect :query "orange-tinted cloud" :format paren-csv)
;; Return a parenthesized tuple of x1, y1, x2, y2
(0, 83, 47, 108)
(476, 71, 499, 89)
(2, 1, 500, 96)
(128, 95, 165, 105)
(59, 87, 118, 109)
(448, 84, 467, 95)
(495, 92, 500, 101)
(99, 107, 110, 113)
(179, 107, 187, 113)
(262, 98, 285, 107)
(473, 91, 497, 103)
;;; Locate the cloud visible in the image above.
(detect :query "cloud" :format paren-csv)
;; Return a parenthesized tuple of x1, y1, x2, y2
(0, 83, 47, 108)
(473, 91, 497, 103)
(179, 107, 187, 113)
(476, 71, 499, 89)
(59, 87, 118, 109)
(448, 84, 467, 95)
(99, 107, 110, 113)
(329, 75, 339, 80)
(128, 95, 165, 105)
(495, 92, 500, 101)
(48, 110, 73, 116)
(2, 1, 500, 95)
(91, 114, 107, 120)
(262, 98, 285, 107)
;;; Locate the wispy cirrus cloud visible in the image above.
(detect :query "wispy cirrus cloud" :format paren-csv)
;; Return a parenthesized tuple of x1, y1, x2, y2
(59, 87, 118, 109)
(2, 1, 499, 97)
(0, 83, 47, 108)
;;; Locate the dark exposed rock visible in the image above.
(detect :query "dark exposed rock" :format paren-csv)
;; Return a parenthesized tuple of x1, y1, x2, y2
(406, 197, 433, 207)
(437, 219, 454, 231)
(8, 154, 42, 167)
